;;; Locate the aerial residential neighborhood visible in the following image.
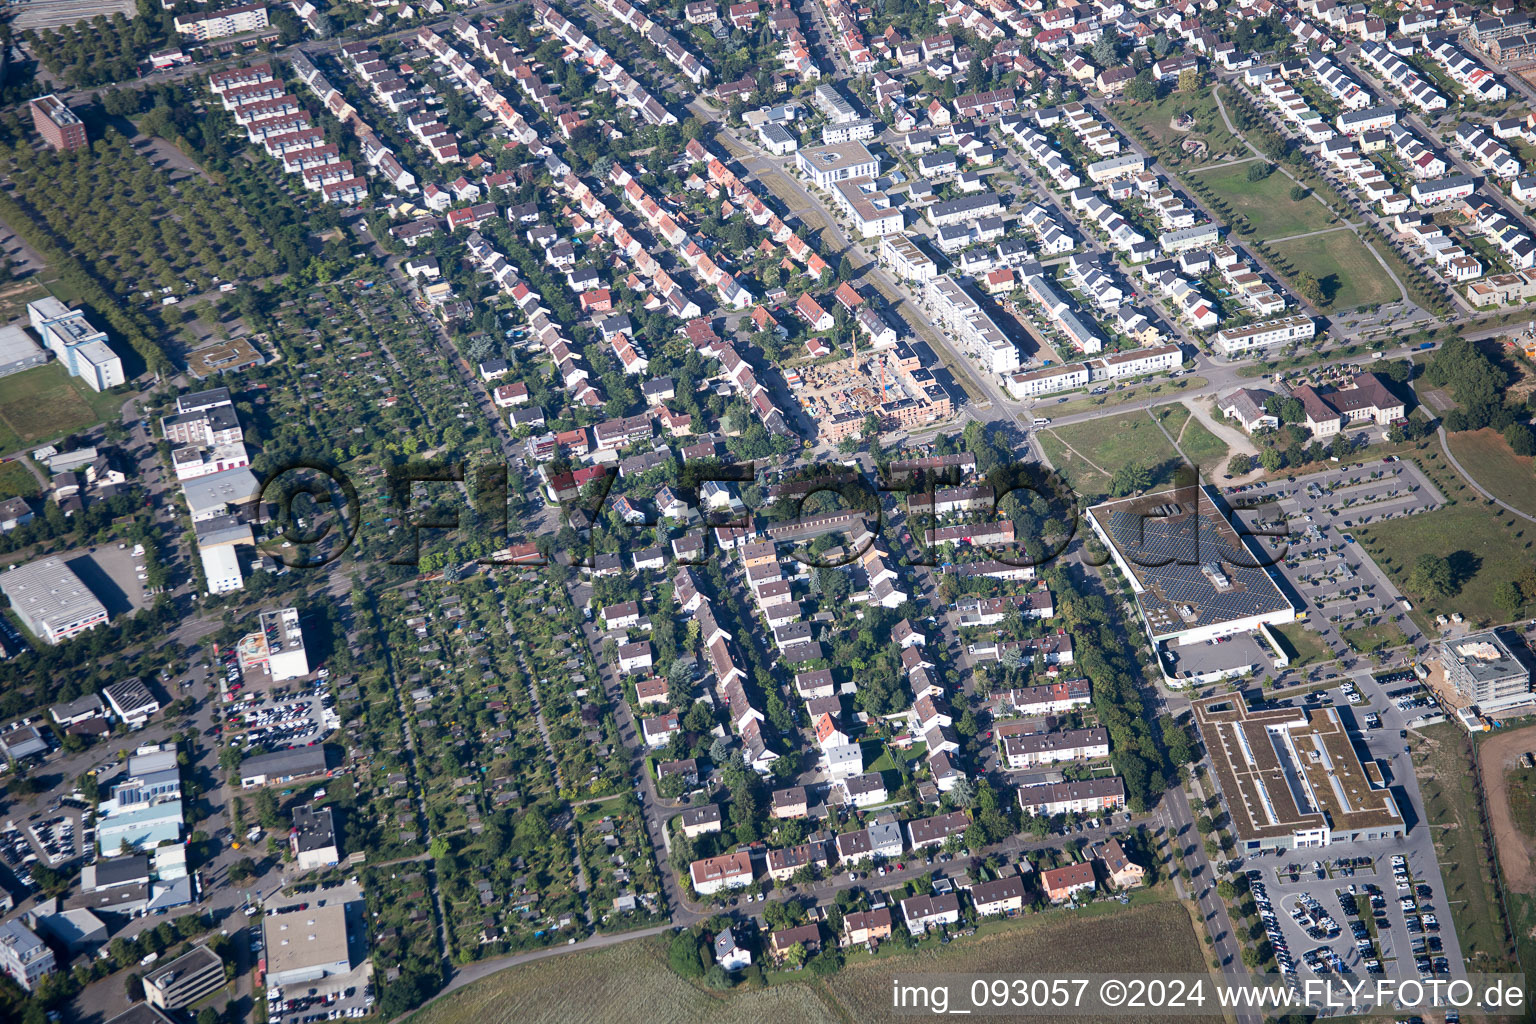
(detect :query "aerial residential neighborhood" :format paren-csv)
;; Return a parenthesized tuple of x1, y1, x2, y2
(0, 0, 1533, 1020)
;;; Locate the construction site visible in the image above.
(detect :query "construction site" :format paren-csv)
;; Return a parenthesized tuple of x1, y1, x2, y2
(786, 346, 955, 444)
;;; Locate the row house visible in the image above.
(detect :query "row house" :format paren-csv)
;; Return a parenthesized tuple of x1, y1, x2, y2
(1002, 727, 1110, 769)
(1016, 777, 1127, 817)
(1426, 39, 1507, 104)
(1356, 42, 1446, 113)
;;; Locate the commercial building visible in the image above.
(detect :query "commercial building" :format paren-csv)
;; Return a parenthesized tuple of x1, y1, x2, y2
(175, 3, 270, 41)
(290, 804, 340, 870)
(95, 747, 183, 856)
(239, 746, 329, 788)
(0, 555, 109, 644)
(182, 467, 261, 522)
(0, 324, 48, 378)
(795, 141, 879, 189)
(1291, 372, 1404, 436)
(103, 677, 162, 728)
(30, 94, 87, 151)
(237, 607, 309, 680)
(25, 297, 123, 391)
(0, 919, 55, 991)
(1086, 485, 1296, 650)
(1192, 694, 1405, 852)
(264, 904, 351, 986)
(1439, 631, 1532, 711)
(143, 945, 226, 1010)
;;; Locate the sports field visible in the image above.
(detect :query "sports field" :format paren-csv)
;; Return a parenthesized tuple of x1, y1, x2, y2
(1269, 230, 1402, 311)
(1446, 428, 1536, 517)
(1189, 162, 1339, 240)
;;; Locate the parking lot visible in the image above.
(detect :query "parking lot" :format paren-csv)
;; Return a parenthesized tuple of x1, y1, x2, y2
(227, 685, 337, 752)
(24, 803, 90, 868)
(1228, 460, 1442, 662)
(1254, 847, 1463, 991)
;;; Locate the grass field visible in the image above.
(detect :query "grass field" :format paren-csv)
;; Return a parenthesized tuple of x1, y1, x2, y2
(1413, 724, 1517, 972)
(1269, 230, 1402, 312)
(1355, 504, 1536, 630)
(1446, 428, 1536, 517)
(1045, 376, 1208, 419)
(0, 363, 114, 450)
(1174, 418, 1231, 471)
(407, 900, 1218, 1024)
(1339, 618, 1406, 654)
(1152, 404, 1190, 435)
(825, 899, 1216, 1022)
(1108, 91, 1243, 164)
(1038, 410, 1184, 500)
(0, 461, 38, 501)
(1189, 162, 1339, 241)
(1272, 622, 1334, 668)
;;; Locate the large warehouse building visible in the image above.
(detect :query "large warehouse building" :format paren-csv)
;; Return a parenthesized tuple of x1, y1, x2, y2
(1192, 694, 1405, 852)
(1086, 485, 1296, 650)
(0, 556, 109, 645)
(263, 904, 352, 986)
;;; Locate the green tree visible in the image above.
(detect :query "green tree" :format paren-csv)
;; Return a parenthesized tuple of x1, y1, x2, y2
(1408, 553, 1454, 598)
(1494, 579, 1523, 617)
(668, 931, 704, 978)
(1504, 422, 1536, 457)
(1226, 453, 1251, 477)
(1246, 162, 1271, 182)
(1259, 448, 1283, 473)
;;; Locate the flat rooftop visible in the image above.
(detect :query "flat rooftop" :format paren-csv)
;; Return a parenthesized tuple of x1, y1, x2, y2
(1086, 485, 1293, 640)
(1192, 694, 1401, 843)
(263, 903, 349, 978)
(0, 556, 107, 632)
(1442, 630, 1528, 683)
(799, 140, 876, 172)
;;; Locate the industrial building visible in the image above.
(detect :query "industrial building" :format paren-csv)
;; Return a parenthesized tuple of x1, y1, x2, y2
(0, 555, 109, 645)
(1192, 694, 1405, 852)
(239, 745, 329, 788)
(0, 324, 48, 378)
